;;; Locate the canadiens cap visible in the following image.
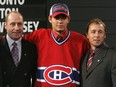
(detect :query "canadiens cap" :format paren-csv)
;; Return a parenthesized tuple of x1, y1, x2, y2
(49, 3, 70, 17)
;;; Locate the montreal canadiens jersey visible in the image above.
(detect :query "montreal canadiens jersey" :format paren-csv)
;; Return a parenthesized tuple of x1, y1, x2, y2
(24, 28, 90, 87)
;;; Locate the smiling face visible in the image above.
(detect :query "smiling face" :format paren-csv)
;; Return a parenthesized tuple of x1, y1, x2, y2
(86, 23, 106, 50)
(4, 12, 24, 41)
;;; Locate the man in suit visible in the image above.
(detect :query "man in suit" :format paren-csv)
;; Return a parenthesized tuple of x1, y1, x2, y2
(81, 18, 116, 87)
(0, 11, 37, 87)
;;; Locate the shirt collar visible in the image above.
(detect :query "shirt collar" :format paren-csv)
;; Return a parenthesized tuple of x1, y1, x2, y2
(6, 34, 22, 47)
(91, 43, 105, 53)
(52, 30, 68, 40)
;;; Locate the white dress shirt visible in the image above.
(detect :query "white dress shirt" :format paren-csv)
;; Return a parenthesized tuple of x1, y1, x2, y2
(6, 34, 22, 61)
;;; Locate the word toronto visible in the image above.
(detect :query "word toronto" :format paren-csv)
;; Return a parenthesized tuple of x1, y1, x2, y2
(0, 0, 40, 33)
(0, 0, 25, 19)
(0, 0, 25, 5)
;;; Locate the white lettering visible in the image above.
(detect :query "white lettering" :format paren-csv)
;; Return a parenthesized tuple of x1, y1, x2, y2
(0, 8, 4, 19)
(0, 0, 5, 5)
(33, 21, 39, 30)
(53, 70, 62, 80)
(0, 22, 4, 33)
(18, 0, 25, 5)
(0, 21, 39, 34)
(28, 21, 33, 32)
(23, 21, 39, 32)
(0, 8, 19, 19)
(0, 0, 25, 5)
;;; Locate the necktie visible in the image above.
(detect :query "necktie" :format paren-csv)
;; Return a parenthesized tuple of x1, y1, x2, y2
(56, 35, 63, 42)
(11, 42, 19, 66)
(87, 51, 95, 70)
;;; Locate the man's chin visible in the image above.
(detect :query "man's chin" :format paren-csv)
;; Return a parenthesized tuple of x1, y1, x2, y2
(57, 30, 65, 33)
(95, 43, 102, 47)
(12, 35, 21, 40)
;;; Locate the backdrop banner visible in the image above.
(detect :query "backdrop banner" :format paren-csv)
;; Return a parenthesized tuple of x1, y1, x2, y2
(0, 0, 47, 35)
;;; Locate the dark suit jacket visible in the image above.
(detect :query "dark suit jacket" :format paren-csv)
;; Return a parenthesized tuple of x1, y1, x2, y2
(81, 44, 116, 87)
(0, 37, 37, 87)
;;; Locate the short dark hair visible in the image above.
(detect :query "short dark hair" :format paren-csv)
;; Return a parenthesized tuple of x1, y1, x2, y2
(86, 18, 106, 33)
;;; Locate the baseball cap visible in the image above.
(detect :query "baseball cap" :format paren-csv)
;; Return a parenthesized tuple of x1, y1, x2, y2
(49, 3, 70, 17)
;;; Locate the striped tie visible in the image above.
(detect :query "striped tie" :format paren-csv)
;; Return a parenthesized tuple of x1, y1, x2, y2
(87, 51, 95, 70)
(56, 35, 63, 42)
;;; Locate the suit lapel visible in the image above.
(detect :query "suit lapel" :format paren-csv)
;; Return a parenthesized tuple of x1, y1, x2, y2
(13, 39, 29, 80)
(17, 39, 28, 67)
(2, 38, 16, 67)
(2, 38, 11, 55)
(1, 37, 18, 80)
(2, 38, 28, 68)
(86, 45, 109, 77)
(82, 51, 90, 78)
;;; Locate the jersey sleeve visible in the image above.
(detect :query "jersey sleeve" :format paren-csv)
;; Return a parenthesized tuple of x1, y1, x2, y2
(23, 28, 46, 44)
(23, 31, 38, 44)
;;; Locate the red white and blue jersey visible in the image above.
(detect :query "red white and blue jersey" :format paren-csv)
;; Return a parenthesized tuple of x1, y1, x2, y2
(24, 28, 90, 87)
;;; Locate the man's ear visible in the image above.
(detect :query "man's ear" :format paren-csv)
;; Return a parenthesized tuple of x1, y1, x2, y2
(48, 16, 52, 23)
(4, 22, 7, 30)
(86, 33, 89, 39)
(68, 16, 70, 21)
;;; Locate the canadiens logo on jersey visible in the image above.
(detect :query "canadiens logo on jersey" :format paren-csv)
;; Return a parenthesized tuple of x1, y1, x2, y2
(36, 65, 80, 86)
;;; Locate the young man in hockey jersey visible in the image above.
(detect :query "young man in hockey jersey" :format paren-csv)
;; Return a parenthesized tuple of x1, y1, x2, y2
(24, 3, 90, 87)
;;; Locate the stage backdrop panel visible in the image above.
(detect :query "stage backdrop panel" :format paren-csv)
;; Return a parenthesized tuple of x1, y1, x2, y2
(47, 0, 116, 46)
(0, 0, 47, 35)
